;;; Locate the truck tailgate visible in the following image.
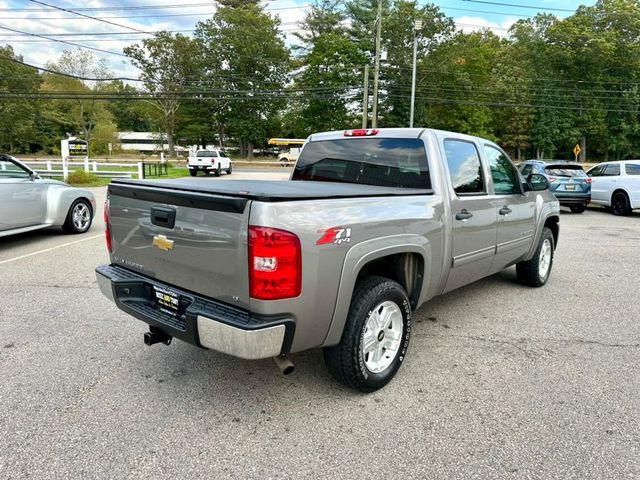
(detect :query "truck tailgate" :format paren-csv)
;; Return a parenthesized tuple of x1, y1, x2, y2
(107, 182, 251, 309)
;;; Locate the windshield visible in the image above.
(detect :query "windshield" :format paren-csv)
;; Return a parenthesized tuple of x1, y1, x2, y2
(292, 138, 431, 189)
(0, 156, 31, 179)
(544, 166, 586, 177)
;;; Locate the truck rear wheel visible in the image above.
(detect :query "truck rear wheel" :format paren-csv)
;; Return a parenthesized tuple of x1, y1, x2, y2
(323, 276, 411, 392)
(189, 169, 197, 177)
(516, 227, 554, 287)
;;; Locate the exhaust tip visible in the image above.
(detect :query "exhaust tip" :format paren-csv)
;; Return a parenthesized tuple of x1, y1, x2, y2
(273, 355, 295, 375)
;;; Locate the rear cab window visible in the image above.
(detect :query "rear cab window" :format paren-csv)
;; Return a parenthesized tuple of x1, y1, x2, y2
(291, 137, 431, 189)
(196, 151, 219, 158)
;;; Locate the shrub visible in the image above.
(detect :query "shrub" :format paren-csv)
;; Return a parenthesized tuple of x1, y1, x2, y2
(66, 170, 99, 185)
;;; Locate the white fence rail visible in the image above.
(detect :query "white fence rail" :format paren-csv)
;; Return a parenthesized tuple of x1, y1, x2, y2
(21, 160, 147, 180)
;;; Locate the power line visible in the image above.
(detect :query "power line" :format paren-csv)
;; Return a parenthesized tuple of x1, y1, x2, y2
(0, 1, 279, 12)
(461, 0, 575, 13)
(0, 25, 127, 57)
(27, 0, 151, 34)
(0, 4, 309, 20)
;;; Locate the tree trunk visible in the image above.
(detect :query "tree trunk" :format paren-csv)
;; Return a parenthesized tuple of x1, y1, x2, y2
(217, 122, 225, 148)
(247, 141, 254, 159)
(167, 133, 176, 159)
(517, 146, 522, 161)
(604, 150, 609, 162)
(238, 139, 246, 158)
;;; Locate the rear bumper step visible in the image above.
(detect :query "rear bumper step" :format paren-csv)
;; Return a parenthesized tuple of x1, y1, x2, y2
(95, 264, 294, 359)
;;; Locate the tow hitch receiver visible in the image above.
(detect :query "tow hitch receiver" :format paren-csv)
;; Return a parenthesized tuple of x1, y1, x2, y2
(144, 327, 172, 346)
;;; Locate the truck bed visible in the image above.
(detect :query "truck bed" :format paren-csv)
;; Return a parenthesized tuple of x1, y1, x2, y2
(110, 178, 433, 202)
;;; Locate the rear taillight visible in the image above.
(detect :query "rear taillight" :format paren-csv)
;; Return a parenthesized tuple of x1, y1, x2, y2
(104, 199, 113, 253)
(248, 226, 301, 300)
(344, 129, 379, 136)
(548, 176, 557, 183)
(585, 178, 593, 184)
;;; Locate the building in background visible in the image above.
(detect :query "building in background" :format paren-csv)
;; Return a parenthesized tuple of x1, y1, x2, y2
(117, 132, 186, 153)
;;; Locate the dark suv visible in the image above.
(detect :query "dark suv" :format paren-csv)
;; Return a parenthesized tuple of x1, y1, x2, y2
(518, 160, 591, 213)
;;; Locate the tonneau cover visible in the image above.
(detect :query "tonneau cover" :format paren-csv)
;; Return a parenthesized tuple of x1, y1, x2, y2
(110, 178, 433, 202)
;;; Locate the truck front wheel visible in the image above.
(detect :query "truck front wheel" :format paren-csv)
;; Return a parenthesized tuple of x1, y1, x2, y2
(323, 276, 411, 392)
(516, 227, 554, 287)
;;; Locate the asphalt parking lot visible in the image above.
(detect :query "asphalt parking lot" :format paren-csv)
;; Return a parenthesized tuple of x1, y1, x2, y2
(1, 175, 638, 479)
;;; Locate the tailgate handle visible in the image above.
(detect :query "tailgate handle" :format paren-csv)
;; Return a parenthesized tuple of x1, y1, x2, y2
(150, 206, 176, 229)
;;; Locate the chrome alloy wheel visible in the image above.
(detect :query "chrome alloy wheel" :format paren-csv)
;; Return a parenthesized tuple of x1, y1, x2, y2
(361, 300, 403, 374)
(539, 238, 552, 279)
(72, 203, 91, 231)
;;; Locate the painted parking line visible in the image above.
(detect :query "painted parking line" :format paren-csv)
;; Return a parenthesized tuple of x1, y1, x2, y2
(0, 233, 103, 265)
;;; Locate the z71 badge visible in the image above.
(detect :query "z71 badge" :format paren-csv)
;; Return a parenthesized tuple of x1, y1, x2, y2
(316, 227, 352, 246)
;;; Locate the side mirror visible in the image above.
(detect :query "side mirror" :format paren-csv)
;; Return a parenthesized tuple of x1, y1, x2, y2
(525, 173, 549, 192)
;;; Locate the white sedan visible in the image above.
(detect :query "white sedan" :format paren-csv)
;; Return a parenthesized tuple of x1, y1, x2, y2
(0, 154, 96, 237)
(587, 161, 640, 215)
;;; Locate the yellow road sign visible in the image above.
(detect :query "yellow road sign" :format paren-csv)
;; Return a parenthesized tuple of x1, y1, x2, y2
(573, 144, 581, 158)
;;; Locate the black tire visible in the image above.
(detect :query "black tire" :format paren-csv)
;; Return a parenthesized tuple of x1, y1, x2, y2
(214, 165, 221, 177)
(62, 199, 93, 234)
(279, 158, 288, 167)
(516, 227, 554, 287)
(611, 191, 631, 216)
(570, 205, 586, 214)
(226, 163, 232, 175)
(323, 276, 411, 392)
(203, 169, 211, 176)
(189, 169, 197, 177)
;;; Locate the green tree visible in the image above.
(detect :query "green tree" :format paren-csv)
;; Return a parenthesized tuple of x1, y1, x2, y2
(45, 48, 113, 155)
(124, 32, 199, 157)
(291, 0, 366, 134)
(0, 46, 41, 153)
(195, 1, 290, 157)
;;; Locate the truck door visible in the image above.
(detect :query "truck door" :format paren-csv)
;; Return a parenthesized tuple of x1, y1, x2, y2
(441, 138, 498, 293)
(482, 145, 536, 271)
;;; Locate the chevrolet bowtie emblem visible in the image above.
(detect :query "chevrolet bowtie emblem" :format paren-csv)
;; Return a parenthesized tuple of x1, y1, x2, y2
(152, 234, 174, 251)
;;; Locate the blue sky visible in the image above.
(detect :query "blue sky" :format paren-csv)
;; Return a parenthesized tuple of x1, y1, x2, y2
(0, 0, 595, 78)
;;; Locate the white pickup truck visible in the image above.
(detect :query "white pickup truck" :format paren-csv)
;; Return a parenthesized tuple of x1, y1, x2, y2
(188, 149, 232, 177)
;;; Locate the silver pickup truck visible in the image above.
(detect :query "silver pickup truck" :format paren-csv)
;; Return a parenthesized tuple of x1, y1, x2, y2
(96, 128, 559, 391)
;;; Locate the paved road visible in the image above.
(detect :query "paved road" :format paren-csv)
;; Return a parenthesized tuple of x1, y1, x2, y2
(0, 181, 638, 479)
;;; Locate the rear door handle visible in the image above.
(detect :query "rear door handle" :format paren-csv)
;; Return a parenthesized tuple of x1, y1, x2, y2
(455, 209, 473, 221)
(499, 206, 512, 216)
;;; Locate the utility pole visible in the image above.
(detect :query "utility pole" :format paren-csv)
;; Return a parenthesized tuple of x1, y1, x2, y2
(362, 64, 369, 128)
(409, 19, 422, 128)
(371, 0, 382, 128)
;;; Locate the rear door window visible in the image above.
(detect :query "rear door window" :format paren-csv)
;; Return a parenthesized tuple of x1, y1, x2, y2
(292, 138, 431, 189)
(603, 164, 621, 176)
(625, 163, 640, 175)
(443, 139, 485, 195)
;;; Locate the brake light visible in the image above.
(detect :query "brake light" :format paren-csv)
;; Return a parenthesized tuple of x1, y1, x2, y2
(344, 129, 379, 136)
(104, 199, 113, 254)
(585, 178, 592, 184)
(248, 226, 301, 300)
(548, 176, 557, 183)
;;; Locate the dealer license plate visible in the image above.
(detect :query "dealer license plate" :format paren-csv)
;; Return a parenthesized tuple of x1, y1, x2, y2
(153, 285, 181, 316)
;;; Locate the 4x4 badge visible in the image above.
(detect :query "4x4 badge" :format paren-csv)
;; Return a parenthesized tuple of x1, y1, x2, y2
(153, 234, 174, 251)
(316, 227, 352, 246)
